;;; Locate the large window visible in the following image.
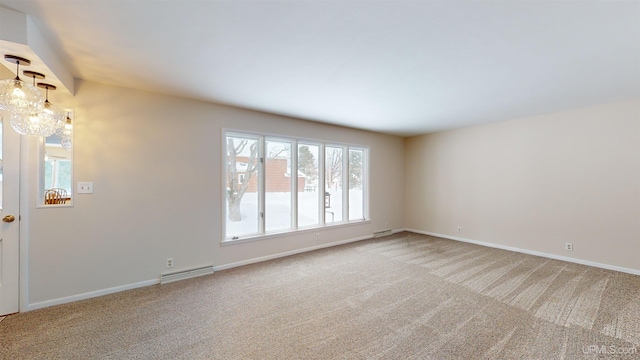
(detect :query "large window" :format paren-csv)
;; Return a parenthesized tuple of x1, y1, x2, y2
(224, 131, 368, 240)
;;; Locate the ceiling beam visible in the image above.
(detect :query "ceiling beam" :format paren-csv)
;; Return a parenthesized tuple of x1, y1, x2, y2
(0, 6, 74, 96)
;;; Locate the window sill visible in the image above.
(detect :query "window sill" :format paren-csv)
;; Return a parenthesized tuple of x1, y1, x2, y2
(36, 203, 73, 209)
(220, 219, 371, 246)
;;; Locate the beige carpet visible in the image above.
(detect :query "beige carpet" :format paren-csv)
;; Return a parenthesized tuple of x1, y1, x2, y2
(1, 232, 639, 359)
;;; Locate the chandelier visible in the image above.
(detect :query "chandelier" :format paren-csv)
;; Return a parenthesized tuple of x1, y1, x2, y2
(0, 54, 68, 137)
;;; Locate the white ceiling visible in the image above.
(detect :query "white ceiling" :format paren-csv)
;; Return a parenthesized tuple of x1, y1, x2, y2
(1, 0, 638, 136)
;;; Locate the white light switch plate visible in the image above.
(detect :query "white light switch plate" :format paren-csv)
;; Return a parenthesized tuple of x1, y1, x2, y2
(77, 182, 94, 194)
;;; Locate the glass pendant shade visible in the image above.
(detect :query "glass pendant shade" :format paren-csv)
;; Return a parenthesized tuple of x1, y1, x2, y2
(0, 78, 44, 114)
(9, 101, 65, 137)
(9, 113, 61, 136)
(0, 55, 44, 114)
(10, 81, 66, 137)
(40, 100, 66, 134)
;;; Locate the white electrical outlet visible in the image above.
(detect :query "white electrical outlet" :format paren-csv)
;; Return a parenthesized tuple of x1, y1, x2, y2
(385, 221, 389, 228)
(166, 258, 174, 268)
(315, 233, 319, 241)
(565, 243, 573, 252)
(457, 227, 462, 232)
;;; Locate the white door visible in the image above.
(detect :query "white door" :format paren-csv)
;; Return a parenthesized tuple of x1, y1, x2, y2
(0, 114, 20, 315)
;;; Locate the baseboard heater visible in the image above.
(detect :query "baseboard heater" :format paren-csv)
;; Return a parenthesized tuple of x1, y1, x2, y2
(374, 230, 393, 238)
(160, 265, 214, 284)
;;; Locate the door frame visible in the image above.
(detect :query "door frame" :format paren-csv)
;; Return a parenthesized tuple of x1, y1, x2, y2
(19, 134, 31, 313)
(0, 115, 21, 315)
(0, 116, 34, 315)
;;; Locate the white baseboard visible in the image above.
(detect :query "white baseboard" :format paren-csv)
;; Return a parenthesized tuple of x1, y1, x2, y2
(25, 229, 517, 311)
(214, 234, 374, 272)
(405, 228, 640, 276)
(27, 279, 160, 311)
(26, 232, 385, 311)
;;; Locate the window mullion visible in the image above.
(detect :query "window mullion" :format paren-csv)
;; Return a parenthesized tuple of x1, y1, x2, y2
(364, 148, 369, 220)
(343, 145, 349, 222)
(292, 140, 298, 230)
(319, 143, 325, 225)
(259, 136, 266, 235)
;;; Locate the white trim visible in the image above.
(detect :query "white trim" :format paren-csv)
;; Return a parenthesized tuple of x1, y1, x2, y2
(221, 219, 371, 246)
(27, 230, 385, 311)
(22, 228, 638, 312)
(215, 233, 373, 271)
(27, 279, 159, 311)
(18, 135, 31, 312)
(319, 143, 325, 225)
(405, 229, 640, 276)
(291, 139, 298, 230)
(38, 135, 74, 208)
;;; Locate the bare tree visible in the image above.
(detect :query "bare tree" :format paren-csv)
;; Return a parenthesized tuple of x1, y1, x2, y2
(267, 143, 288, 159)
(325, 147, 342, 190)
(226, 138, 258, 222)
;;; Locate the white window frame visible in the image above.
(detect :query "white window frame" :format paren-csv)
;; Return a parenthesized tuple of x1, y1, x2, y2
(39, 135, 74, 208)
(222, 130, 370, 243)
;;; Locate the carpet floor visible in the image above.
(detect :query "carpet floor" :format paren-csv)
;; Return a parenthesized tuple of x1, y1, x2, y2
(1, 232, 639, 359)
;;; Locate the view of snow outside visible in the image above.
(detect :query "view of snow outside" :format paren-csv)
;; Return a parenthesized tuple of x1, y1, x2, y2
(325, 146, 343, 222)
(225, 189, 363, 237)
(298, 190, 319, 227)
(225, 133, 365, 238)
(297, 143, 320, 227)
(348, 148, 364, 220)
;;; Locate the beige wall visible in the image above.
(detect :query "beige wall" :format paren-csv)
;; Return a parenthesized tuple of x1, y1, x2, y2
(22, 79, 638, 308)
(405, 99, 640, 271)
(24, 80, 405, 306)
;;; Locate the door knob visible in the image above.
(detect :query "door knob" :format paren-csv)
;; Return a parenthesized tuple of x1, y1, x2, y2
(2, 215, 15, 223)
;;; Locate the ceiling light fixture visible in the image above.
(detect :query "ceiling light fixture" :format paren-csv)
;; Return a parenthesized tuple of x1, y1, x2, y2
(0, 55, 44, 115)
(36, 83, 66, 136)
(9, 71, 65, 136)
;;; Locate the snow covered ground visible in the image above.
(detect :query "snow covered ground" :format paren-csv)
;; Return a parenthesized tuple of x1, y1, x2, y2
(226, 188, 363, 237)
